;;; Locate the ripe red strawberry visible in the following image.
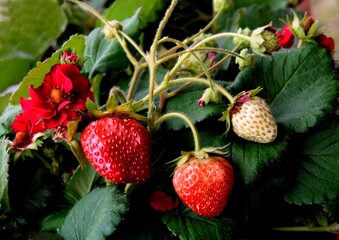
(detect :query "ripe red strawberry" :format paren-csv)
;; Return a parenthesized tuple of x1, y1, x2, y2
(172, 156, 234, 218)
(80, 117, 151, 184)
(231, 95, 277, 143)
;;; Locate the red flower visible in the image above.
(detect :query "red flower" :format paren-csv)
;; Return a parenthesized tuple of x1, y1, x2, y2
(276, 25, 295, 48)
(315, 34, 335, 53)
(11, 113, 45, 151)
(22, 64, 93, 129)
(150, 191, 179, 212)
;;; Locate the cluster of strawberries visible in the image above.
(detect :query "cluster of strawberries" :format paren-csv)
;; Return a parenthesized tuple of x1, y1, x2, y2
(10, 10, 336, 220)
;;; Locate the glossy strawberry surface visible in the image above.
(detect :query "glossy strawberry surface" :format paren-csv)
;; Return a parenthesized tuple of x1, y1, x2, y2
(172, 156, 234, 218)
(81, 117, 151, 183)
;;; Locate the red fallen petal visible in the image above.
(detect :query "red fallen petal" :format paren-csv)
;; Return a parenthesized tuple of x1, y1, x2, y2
(276, 25, 295, 48)
(150, 191, 178, 212)
(315, 34, 335, 53)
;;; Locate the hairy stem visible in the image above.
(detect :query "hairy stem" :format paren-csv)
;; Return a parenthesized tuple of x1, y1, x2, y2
(141, 76, 234, 104)
(155, 112, 201, 152)
(147, 0, 178, 130)
(68, 0, 138, 66)
(271, 223, 339, 233)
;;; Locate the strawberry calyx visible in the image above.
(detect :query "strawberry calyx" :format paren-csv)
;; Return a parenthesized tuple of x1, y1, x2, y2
(85, 86, 148, 122)
(219, 87, 262, 135)
(171, 146, 228, 169)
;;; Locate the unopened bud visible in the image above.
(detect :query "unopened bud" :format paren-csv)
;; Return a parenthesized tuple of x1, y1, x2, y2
(60, 51, 81, 67)
(101, 20, 123, 39)
(233, 27, 252, 49)
(235, 48, 255, 70)
(198, 88, 222, 107)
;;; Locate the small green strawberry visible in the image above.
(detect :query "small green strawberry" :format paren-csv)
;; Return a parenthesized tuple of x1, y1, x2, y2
(231, 94, 277, 143)
(172, 155, 234, 218)
(80, 117, 151, 184)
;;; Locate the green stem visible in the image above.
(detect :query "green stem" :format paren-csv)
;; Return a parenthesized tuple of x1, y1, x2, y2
(68, 0, 138, 66)
(141, 76, 234, 104)
(193, 32, 251, 49)
(154, 112, 201, 152)
(170, 78, 234, 102)
(147, 0, 178, 130)
(271, 223, 339, 233)
(166, 32, 250, 82)
(183, 9, 222, 45)
(127, 65, 143, 101)
(109, 86, 127, 104)
(118, 30, 147, 60)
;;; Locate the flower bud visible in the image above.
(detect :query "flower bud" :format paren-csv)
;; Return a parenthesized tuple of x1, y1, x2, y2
(287, 11, 320, 40)
(235, 48, 255, 70)
(198, 88, 222, 107)
(250, 24, 280, 55)
(233, 27, 252, 50)
(60, 51, 82, 67)
(101, 20, 123, 39)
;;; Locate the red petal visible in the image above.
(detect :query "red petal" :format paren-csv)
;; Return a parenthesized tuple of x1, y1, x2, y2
(276, 25, 295, 48)
(316, 34, 335, 52)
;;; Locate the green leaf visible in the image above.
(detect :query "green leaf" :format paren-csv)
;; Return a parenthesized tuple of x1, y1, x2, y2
(64, 158, 100, 204)
(102, 0, 164, 28)
(164, 84, 226, 130)
(59, 187, 128, 240)
(83, 8, 142, 78)
(41, 209, 70, 232)
(163, 209, 234, 240)
(0, 0, 67, 92)
(230, 44, 339, 133)
(231, 134, 288, 184)
(0, 105, 22, 136)
(9, 34, 86, 105)
(0, 138, 9, 204)
(284, 120, 339, 205)
(0, 93, 11, 116)
(238, 4, 286, 29)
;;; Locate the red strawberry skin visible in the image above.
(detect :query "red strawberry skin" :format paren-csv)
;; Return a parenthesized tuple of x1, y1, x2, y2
(80, 117, 151, 184)
(172, 156, 234, 218)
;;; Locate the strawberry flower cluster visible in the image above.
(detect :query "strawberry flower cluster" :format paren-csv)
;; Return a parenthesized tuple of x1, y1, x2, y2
(276, 11, 335, 53)
(11, 53, 94, 151)
(231, 12, 335, 72)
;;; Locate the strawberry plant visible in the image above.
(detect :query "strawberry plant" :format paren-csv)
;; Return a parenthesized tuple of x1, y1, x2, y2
(0, 0, 339, 239)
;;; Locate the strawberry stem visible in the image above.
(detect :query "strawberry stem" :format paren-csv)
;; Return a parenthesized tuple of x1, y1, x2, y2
(141, 76, 234, 104)
(146, 0, 178, 131)
(154, 112, 201, 152)
(270, 223, 339, 233)
(68, 0, 140, 66)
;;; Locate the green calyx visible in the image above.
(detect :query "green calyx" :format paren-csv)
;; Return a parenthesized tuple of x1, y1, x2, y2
(171, 146, 229, 169)
(86, 86, 148, 122)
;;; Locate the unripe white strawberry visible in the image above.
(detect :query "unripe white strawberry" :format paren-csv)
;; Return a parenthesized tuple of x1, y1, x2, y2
(231, 96, 277, 143)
